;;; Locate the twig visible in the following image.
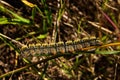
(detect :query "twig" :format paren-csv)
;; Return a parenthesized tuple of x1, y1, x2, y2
(0, 33, 25, 47)
(0, 0, 14, 8)
(96, 3, 120, 40)
(99, 42, 120, 48)
(105, 3, 118, 11)
(88, 21, 113, 34)
(100, 10, 120, 40)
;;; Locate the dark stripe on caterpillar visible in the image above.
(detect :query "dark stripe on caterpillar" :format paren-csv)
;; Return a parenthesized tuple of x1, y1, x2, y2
(20, 37, 102, 59)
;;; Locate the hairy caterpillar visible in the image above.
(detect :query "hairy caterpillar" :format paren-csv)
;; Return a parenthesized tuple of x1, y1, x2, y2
(21, 37, 101, 60)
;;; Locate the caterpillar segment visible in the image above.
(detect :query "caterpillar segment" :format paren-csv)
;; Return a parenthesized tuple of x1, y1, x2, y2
(65, 41, 75, 53)
(73, 39, 83, 51)
(49, 43, 57, 55)
(56, 42, 66, 54)
(42, 44, 50, 54)
(21, 38, 101, 59)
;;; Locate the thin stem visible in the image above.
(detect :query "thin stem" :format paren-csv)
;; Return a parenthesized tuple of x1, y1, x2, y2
(0, 33, 25, 47)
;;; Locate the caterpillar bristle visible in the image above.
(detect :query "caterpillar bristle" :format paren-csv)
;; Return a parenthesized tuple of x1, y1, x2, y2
(74, 39, 80, 42)
(28, 44, 35, 48)
(21, 45, 28, 50)
(57, 41, 64, 45)
(42, 43, 48, 47)
(36, 43, 41, 47)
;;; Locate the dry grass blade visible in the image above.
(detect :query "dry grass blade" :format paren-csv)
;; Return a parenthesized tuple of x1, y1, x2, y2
(0, 33, 25, 47)
(88, 21, 113, 34)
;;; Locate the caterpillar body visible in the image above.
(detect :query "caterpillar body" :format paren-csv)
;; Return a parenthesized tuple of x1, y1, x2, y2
(21, 37, 101, 60)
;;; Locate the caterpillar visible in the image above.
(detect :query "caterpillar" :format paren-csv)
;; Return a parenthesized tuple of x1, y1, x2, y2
(21, 37, 102, 60)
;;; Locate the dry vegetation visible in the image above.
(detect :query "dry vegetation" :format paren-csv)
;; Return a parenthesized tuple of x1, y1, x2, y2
(0, 0, 120, 80)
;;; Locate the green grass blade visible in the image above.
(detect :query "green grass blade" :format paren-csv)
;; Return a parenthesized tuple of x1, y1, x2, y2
(37, 33, 47, 39)
(7, 9, 31, 24)
(0, 17, 9, 24)
(95, 51, 120, 54)
(0, 5, 31, 24)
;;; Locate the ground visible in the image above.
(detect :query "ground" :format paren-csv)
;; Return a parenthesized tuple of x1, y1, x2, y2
(0, 0, 120, 80)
